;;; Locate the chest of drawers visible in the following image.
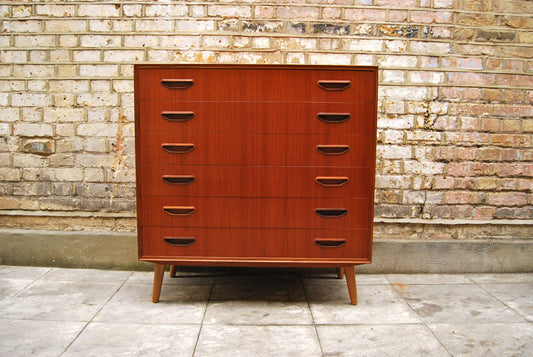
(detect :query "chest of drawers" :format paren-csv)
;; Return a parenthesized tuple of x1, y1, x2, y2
(134, 64, 378, 304)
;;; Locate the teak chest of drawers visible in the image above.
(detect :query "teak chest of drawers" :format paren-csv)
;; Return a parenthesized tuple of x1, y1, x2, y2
(134, 64, 378, 304)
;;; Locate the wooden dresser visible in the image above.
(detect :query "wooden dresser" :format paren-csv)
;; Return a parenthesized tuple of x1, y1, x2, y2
(134, 64, 378, 304)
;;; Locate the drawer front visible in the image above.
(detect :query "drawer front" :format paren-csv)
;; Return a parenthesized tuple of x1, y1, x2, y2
(136, 67, 376, 103)
(138, 165, 286, 197)
(140, 197, 287, 228)
(138, 133, 286, 166)
(141, 227, 371, 260)
(286, 167, 374, 199)
(137, 101, 375, 136)
(286, 198, 372, 229)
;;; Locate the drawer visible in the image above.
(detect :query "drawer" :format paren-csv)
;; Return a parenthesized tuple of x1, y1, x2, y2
(140, 196, 286, 228)
(286, 198, 372, 229)
(136, 66, 376, 103)
(286, 134, 375, 167)
(140, 227, 371, 260)
(137, 101, 375, 136)
(138, 133, 286, 166)
(286, 167, 374, 199)
(138, 165, 286, 197)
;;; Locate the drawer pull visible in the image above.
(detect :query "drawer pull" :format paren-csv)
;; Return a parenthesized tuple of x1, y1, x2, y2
(316, 176, 349, 187)
(316, 145, 349, 155)
(161, 79, 194, 89)
(317, 80, 351, 91)
(315, 239, 346, 247)
(161, 143, 195, 154)
(162, 112, 195, 122)
(162, 175, 195, 185)
(315, 208, 348, 217)
(163, 206, 195, 216)
(317, 113, 350, 123)
(164, 238, 196, 247)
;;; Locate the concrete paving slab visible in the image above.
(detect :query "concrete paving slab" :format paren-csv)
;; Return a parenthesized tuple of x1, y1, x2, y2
(480, 283, 533, 322)
(303, 273, 389, 286)
(0, 278, 34, 302)
(0, 265, 50, 280)
(428, 322, 533, 357)
(94, 282, 210, 324)
(0, 319, 86, 357)
(387, 274, 473, 285)
(317, 324, 451, 357)
(306, 284, 421, 324)
(194, 325, 322, 357)
(0, 280, 122, 321)
(395, 284, 526, 324)
(468, 273, 533, 284)
(40, 267, 132, 282)
(204, 280, 313, 325)
(128, 270, 216, 285)
(62, 322, 200, 357)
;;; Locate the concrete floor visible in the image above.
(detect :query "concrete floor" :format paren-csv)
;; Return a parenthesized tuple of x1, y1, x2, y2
(0, 265, 531, 356)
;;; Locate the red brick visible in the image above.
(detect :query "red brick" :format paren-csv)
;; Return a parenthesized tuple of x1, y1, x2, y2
(483, 89, 502, 102)
(456, 147, 476, 160)
(485, 58, 502, 70)
(504, 59, 525, 71)
(447, 162, 494, 176)
(433, 116, 458, 131)
(434, 147, 455, 162)
(495, 163, 533, 177)
(463, 88, 482, 100)
(434, 176, 455, 189)
(517, 179, 533, 191)
(502, 149, 520, 161)
(502, 89, 524, 103)
(411, 10, 452, 24)
(453, 205, 474, 219)
(487, 192, 528, 206)
(499, 178, 518, 191)
(440, 87, 462, 100)
(445, 132, 490, 146)
(493, 104, 533, 118)
(474, 206, 496, 220)
(376, 0, 416, 6)
(449, 103, 491, 116)
(503, 119, 521, 132)
(481, 118, 501, 132)
(387, 10, 408, 22)
(345, 9, 386, 21)
(476, 148, 500, 161)
(443, 191, 485, 204)
(449, 72, 496, 86)
(460, 117, 480, 131)
(491, 134, 530, 147)
(523, 119, 533, 132)
(497, 74, 533, 87)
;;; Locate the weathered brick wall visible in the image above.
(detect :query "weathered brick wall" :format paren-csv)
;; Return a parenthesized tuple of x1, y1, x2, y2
(0, 1, 532, 237)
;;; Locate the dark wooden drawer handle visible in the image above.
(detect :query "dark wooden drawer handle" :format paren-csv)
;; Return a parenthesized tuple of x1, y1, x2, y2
(162, 112, 194, 122)
(161, 143, 194, 154)
(163, 206, 195, 216)
(315, 208, 348, 217)
(317, 80, 351, 91)
(161, 79, 194, 89)
(315, 239, 346, 247)
(162, 175, 194, 185)
(316, 145, 349, 155)
(317, 113, 350, 123)
(316, 176, 349, 187)
(164, 238, 196, 247)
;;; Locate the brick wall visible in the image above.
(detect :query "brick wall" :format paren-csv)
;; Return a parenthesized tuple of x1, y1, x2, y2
(0, 0, 531, 238)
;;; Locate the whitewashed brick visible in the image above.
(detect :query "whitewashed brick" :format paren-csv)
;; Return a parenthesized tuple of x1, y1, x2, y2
(147, 50, 172, 62)
(0, 93, 8, 106)
(79, 65, 119, 77)
(124, 35, 159, 48)
(0, 6, 9, 18)
(173, 50, 217, 63)
(91, 80, 110, 92)
(404, 160, 444, 175)
(202, 36, 231, 48)
(190, 5, 205, 17)
(49, 50, 71, 62)
(43, 168, 83, 182)
(59, 35, 78, 47)
(12, 93, 52, 107)
(2, 20, 42, 33)
(36, 5, 76, 17)
(145, 5, 188, 17)
(409, 71, 445, 84)
(78, 4, 120, 17)
(27, 81, 46, 92)
(15, 35, 55, 48)
(208, 5, 251, 18)
(347, 39, 383, 52)
(0, 51, 27, 63)
(45, 20, 86, 32)
(403, 191, 426, 204)
(80, 35, 122, 48)
(85, 168, 105, 182)
(377, 145, 412, 159)
(176, 20, 215, 32)
(83, 138, 108, 152)
(274, 38, 316, 50)
(385, 40, 408, 52)
(113, 20, 133, 32)
(380, 86, 437, 101)
(380, 130, 405, 144)
(89, 19, 112, 32)
(378, 116, 415, 129)
(56, 124, 76, 137)
(57, 65, 77, 77)
(54, 94, 75, 107)
(12, 5, 32, 18)
(77, 123, 118, 137)
(103, 50, 144, 62)
(353, 55, 374, 65)
(252, 37, 270, 48)
(29, 51, 47, 63)
(377, 55, 417, 68)
(135, 20, 174, 32)
(14, 123, 53, 137)
(160, 36, 201, 48)
(120, 65, 134, 77)
(0, 123, 10, 135)
(309, 53, 351, 65)
(0, 168, 21, 181)
(44, 108, 85, 122)
(22, 108, 42, 122)
(411, 41, 450, 55)
(382, 70, 405, 84)
(123, 5, 142, 17)
(73, 50, 101, 62)
(0, 108, 20, 122)
(77, 93, 118, 107)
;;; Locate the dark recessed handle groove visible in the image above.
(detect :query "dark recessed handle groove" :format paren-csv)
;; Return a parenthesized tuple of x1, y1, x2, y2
(162, 175, 195, 185)
(162, 112, 195, 122)
(316, 177, 349, 187)
(317, 80, 351, 91)
(161, 79, 194, 89)
(317, 113, 351, 123)
(316, 145, 350, 155)
(163, 206, 195, 216)
(315, 239, 346, 247)
(164, 238, 196, 247)
(315, 208, 348, 217)
(161, 143, 195, 154)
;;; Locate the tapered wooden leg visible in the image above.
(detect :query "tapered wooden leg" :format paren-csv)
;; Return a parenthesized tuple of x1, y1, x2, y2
(169, 265, 177, 278)
(152, 264, 166, 303)
(336, 267, 344, 279)
(344, 266, 358, 305)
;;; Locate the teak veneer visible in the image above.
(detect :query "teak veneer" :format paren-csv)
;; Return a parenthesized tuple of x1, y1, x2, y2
(134, 64, 378, 305)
